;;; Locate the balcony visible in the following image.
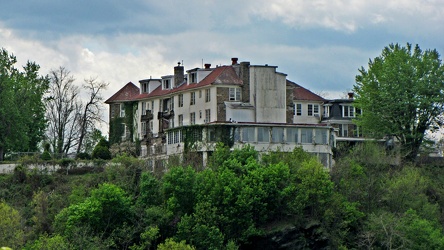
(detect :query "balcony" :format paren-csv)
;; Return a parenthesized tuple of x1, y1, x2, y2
(158, 109, 175, 120)
(141, 110, 153, 121)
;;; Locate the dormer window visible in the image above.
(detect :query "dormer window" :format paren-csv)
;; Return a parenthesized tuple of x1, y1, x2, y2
(163, 79, 171, 89)
(189, 72, 197, 83)
(142, 83, 148, 93)
(343, 105, 355, 118)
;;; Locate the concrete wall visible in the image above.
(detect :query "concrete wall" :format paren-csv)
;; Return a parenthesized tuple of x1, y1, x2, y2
(250, 66, 287, 123)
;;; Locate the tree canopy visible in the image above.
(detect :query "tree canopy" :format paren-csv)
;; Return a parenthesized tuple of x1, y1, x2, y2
(353, 43, 444, 161)
(0, 48, 49, 160)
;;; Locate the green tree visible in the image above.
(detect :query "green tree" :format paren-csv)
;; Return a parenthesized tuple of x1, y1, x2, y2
(354, 43, 444, 162)
(92, 138, 111, 160)
(0, 48, 49, 160)
(55, 183, 132, 238)
(0, 202, 24, 249)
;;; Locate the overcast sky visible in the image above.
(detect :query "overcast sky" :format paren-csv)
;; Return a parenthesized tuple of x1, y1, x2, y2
(1, 0, 443, 130)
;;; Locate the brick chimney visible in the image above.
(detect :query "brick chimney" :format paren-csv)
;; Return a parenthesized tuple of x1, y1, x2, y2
(204, 63, 211, 69)
(231, 57, 238, 65)
(174, 62, 184, 87)
(348, 92, 354, 99)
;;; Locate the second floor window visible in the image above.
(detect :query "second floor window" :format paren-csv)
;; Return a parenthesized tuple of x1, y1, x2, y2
(229, 87, 241, 101)
(308, 104, 320, 116)
(120, 104, 125, 117)
(205, 89, 211, 102)
(190, 92, 196, 105)
(295, 103, 302, 116)
(178, 94, 183, 107)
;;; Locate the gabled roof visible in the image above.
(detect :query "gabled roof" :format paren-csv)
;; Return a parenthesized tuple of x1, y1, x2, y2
(288, 80, 325, 102)
(133, 66, 242, 100)
(105, 82, 140, 104)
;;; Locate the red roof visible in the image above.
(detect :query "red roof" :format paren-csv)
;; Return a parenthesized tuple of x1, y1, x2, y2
(105, 82, 140, 103)
(133, 66, 242, 100)
(288, 80, 325, 102)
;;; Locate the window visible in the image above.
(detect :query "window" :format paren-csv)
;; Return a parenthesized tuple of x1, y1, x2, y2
(190, 112, 195, 125)
(142, 83, 147, 93)
(151, 101, 154, 111)
(343, 105, 355, 118)
(258, 127, 270, 142)
(272, 127, 284, 143)
(178, 115, 183, 127)
(315, 129, 328, 144)
(295, 103, 302, 116)
(163, 79, 170, 89)
(353, 125, 362, 137)
(121, 123, 127, 139)
(242, 127, 255, 142)
(323, 105, 330, 118)
(190, 92, 196, 105)
(120, 104, 125, 117)
(286, 128, 298, 143)
(170, 96, 174, 110)
(205, 89, 211, 102)
(205, 109, 211, 123)
(199, 110, 202, 119)
(301, 128, 313, 143)
(178, 94, 183, 107)
(199, 90, 202, 98)
(229, 87, 241, 101)
(308, 104, 320, 116)
(141, 102, 146, 115)
(141, 122, 147, 136)
(339, 124, 349, 137)
(189, 72, 197, 83)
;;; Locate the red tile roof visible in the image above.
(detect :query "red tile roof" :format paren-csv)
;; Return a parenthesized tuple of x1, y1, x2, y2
(133, 66, 242, 100)
(105, 82, 140, 103)
(288, 80, 325, 102)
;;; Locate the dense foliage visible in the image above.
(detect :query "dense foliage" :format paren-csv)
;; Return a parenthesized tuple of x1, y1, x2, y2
(1, 144, 444, 249)
(354, 43, 444, 162)
(0, 48, 49, 161)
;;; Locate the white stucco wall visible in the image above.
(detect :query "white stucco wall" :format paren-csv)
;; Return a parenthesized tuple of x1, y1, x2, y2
(250, 66, 287, 123)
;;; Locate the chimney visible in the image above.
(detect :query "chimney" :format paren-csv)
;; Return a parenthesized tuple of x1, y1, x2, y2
(231, 57, 238, 65)
(348, 92, 354, 99)
(204, 63, 211, 69)
(174, 62, 184, 87)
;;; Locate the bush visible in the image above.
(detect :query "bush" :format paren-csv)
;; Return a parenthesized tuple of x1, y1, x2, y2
(92, 146, 111, 160)
(40, 151, 52, 161)
(76, 152, 91, 160)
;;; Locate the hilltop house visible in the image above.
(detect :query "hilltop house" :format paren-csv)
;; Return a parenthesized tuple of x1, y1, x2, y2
(106, 58, 337, 168)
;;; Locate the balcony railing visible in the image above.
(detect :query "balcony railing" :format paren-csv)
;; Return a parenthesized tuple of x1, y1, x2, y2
(141, 110, 153, 121)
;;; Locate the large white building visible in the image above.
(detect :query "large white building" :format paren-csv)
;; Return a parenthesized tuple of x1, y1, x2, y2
(106, 58, 335, 168)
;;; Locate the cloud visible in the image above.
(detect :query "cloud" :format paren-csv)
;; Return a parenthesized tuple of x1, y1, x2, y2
(251, 0, 444, 34)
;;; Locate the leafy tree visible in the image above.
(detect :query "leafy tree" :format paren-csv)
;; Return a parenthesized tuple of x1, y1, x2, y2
(55, 183, 132, 238)
(92, 138, 111, 160)
(0, 202, 24, 249)
(354, 43, 444, 162)
(0, 48, 49, 160)
(157, 238, 196, 250)
(162, 166, 197, 216)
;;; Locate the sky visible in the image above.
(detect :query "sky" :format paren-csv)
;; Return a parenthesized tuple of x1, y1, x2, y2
(1, 0, 443, 133)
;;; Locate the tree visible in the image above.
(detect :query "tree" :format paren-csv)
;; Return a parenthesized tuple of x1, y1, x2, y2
(0, 48, 49, 160)
(45, 67, 81, 157)
(354, 43, 444, 161)
(0, 202, 24, 249)
(76, 78, 108, 154)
